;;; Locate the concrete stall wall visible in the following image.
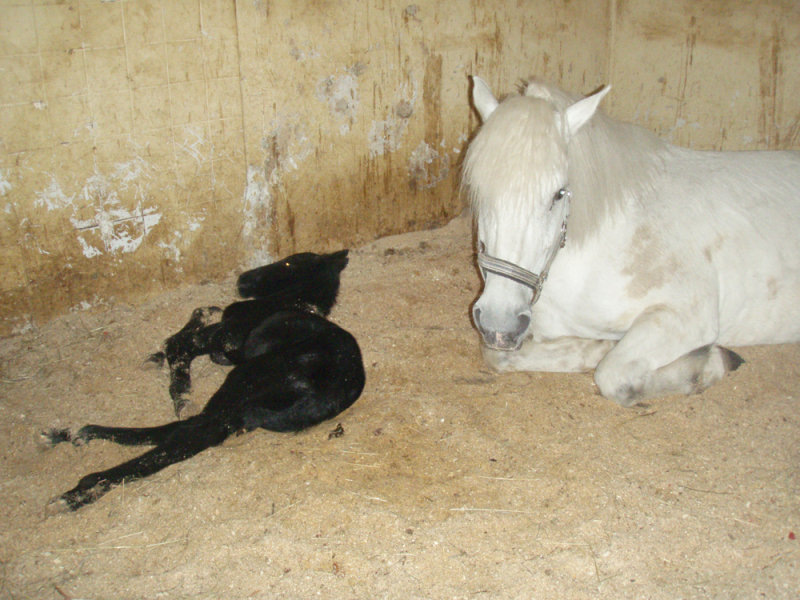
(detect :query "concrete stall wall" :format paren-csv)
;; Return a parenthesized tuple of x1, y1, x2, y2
(0, 0, 798, 335)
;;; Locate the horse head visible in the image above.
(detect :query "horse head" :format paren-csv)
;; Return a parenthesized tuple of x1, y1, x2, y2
(464, 77, 609, 350)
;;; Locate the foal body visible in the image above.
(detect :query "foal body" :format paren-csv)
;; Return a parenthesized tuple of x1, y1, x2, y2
(150, 250, 349, 415)
(45, 251, 364, 512)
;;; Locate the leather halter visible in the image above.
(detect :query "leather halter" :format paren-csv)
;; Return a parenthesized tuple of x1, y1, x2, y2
(476, 190, 570, 306)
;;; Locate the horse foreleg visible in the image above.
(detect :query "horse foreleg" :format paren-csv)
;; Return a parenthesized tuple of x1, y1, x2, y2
(482, 336, 616, 372)
(593, 305, 740, 406)
(636, 344, 744, 400)
(156, 307, 224, 416)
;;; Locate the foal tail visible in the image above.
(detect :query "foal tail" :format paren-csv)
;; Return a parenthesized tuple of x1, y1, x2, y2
(48, 413, 238, 512)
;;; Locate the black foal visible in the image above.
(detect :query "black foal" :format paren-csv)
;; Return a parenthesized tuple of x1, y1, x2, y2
(148, 249, 350, 416)
(44, 251, 364, 512)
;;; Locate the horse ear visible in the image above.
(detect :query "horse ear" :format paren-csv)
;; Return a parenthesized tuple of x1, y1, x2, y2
(564, 85, 611, 137)
(471, 76, 499, 122)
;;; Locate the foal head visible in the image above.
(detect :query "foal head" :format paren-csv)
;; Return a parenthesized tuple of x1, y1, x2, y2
(236, 249, 350, 315)
(463, 77, 609, 350)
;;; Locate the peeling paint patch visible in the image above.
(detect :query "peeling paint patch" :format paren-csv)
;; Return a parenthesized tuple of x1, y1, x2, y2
(369, 102, 414, 158)
(262, 119, 312, 175)
(241, 116, 313, 264)
(72, 158, 161, 257)
(316, 72, 359, 135)
(453, 132, 469, 153)
(244, 118, 310, 240)
(158, 213, 205, 268)
(72, 203, 162, 257)
(243, 164, 271, 240)
(70, 295, 109, 313)
(368, 85, 417, 158)
(368, 118, 408, 158)
(187, 215, 204, 232)
(33, 158, 163, 258)
(10, 316, 35, 336)
(157, 236, 183, 268)
(34, 177, 74, 211)
(408, 141, 450, 190)
(178, 125, 209, 166)
(0, 170, 11, 196)
(242, 165, 274, 266)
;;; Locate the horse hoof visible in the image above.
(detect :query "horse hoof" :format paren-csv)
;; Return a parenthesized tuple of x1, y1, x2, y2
(720, 347, 745, 372)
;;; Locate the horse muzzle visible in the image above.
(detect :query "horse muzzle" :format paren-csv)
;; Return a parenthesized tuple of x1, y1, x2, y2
(472, 307, 530, 351)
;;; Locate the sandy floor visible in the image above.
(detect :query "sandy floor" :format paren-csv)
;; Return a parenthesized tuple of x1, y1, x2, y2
(1, 214, 798, 599)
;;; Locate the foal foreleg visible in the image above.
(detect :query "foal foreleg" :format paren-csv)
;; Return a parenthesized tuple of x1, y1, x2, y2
(152, 307, 224, 416)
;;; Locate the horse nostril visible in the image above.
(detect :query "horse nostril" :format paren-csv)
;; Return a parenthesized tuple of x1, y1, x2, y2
(515, 312, 531, 338)
(472, 306, 482, 328)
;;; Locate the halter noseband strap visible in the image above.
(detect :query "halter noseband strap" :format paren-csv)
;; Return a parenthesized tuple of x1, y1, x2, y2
(477, 194, 570, 306)
(477, 251, 546, 295)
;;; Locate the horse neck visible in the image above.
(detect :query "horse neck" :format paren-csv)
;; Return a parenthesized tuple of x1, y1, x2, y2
(566, 112, 668, 245)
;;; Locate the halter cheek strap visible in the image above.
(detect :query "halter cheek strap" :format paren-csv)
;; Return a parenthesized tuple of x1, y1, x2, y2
(477, 196, 569, 306)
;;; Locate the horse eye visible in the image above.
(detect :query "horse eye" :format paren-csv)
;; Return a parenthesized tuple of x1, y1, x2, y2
(550, 188, 569, 210)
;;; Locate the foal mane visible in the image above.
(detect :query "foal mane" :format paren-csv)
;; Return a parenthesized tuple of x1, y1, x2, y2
(466, 80, 668, 245)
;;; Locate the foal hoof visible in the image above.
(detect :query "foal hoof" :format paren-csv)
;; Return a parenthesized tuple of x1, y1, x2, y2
(45, 495, 73, 516)
(38, 428, 72, 448)
(173, 397, 200, 419)
(39, 428, 89, 448)
(142, 351, 166, 370)
(210, 351, 234, 366)
(190, 306, 223, 327)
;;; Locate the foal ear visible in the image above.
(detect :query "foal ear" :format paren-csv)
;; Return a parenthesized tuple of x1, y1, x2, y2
(564, 85, 611, 138)
(471, 76, 499, 122)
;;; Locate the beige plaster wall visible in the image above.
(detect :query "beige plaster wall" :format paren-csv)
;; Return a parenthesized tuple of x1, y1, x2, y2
(233, 0, 608, 260)
(0, 0, 797, 334)
(607, 0, 800, 150)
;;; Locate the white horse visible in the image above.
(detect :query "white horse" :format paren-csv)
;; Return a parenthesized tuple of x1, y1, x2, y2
(464, 77, 800, 406)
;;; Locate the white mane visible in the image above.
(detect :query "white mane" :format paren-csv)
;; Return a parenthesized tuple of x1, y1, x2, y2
(465, 80, 670, 244)
(463, 94, 566, 219)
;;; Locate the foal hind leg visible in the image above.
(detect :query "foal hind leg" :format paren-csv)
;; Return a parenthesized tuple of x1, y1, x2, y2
(44, 421, 183, 448)
(47, 414, 231, 512)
